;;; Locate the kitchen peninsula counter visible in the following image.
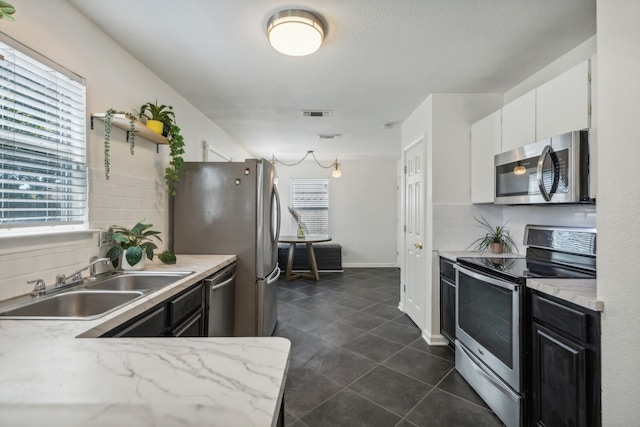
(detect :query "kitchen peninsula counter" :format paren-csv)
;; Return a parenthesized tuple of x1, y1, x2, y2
(0, 255, 290, 427)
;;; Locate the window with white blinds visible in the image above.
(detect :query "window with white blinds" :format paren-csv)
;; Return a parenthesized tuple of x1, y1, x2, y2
(0, 38, 87, 231)
(291, 178, 329, 235)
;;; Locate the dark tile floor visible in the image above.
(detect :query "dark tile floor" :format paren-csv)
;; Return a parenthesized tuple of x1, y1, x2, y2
(275, 268, 505, 427)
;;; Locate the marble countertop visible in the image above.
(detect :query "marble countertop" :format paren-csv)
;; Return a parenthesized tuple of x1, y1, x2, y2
(0, 255, 291, 427)
(527, 278, 603, 312)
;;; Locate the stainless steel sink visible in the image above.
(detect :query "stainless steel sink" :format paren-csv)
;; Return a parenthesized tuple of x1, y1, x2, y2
(0, 270, 194, 320)
(84, 272, 191, 292)
(0, 291, 144, 320)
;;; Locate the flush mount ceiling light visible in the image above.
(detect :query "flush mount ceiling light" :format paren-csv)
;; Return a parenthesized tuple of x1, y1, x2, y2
(271, 151, 342, 178)
(267, 10, 324, 56)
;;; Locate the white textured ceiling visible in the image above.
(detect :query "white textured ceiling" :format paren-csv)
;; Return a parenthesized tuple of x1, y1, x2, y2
(68, 0, 596, 163)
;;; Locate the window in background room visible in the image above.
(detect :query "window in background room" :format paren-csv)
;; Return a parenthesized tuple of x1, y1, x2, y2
(290, 178, 329, 235)
(0, 36, 87, 233)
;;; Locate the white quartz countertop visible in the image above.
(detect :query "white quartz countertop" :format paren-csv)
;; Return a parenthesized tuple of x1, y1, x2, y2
(527, 278, 603, 312)
(0, 255, 291, 427)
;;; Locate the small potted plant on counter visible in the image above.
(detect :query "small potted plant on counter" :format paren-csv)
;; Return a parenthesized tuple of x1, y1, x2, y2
(106, 219, 162, 270)
(468, 216, 518, 254)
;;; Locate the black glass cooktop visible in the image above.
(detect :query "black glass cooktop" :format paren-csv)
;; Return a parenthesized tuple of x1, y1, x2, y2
(457, 256, 596, 284)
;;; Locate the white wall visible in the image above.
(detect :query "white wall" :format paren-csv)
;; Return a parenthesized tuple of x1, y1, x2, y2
(504, 36, 597, 104)
(597, 1, 640, 424)
(0, 0, 251, 300)
(275, 160, 398, 267)
(431, 94, 504, 204)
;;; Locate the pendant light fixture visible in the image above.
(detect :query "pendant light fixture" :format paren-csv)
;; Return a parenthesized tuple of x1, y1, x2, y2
(267, 10, 325, 56)
(331, 162, 342, 178)
(271, 151, 342, 178)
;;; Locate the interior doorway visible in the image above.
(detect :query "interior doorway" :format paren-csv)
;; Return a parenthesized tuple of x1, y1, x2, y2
(403, 138, 426, 330)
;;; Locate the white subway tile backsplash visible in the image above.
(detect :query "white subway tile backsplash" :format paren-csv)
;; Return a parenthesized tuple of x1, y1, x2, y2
(433, 202, 597, 253)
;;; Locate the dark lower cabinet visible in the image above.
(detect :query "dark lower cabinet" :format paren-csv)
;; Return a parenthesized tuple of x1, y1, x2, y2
(528, 291, 600, 427)
(439, 257, 456, 345)
(114, 306, 166, 337)
(104, 282, 204, 338)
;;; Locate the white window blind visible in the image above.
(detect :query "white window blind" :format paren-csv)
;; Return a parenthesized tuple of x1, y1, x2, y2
(291, 178, 329, 235)
(0, 39, 87, 230)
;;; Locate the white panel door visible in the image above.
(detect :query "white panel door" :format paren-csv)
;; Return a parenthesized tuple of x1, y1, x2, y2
(471, 110, 502, 204)
(536, 60, 591, 140)
(404, 140, 425, 330)
(501, 89, 536, 152)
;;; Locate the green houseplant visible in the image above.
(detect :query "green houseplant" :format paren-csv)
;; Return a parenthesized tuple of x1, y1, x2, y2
(103, 108, 137, 180)
(100, 101, 185, 194)
(140, 100, 175, 136)
(164, 122, 185, 195)
(139, 100, 185, 195)
(0, 1, 16, 21)
(468, 216, 518, 254)
(106, 219, 162, 270)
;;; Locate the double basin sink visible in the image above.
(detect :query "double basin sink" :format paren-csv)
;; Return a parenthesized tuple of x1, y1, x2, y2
(0, 271, 193, 320)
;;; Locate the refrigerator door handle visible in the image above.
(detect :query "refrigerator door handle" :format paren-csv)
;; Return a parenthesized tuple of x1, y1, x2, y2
(267, 266, 281, 285)
(273, 185, 281, 244)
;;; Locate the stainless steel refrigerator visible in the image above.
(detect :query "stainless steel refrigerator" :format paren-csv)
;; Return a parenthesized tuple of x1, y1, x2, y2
(173, 159, 281, 336)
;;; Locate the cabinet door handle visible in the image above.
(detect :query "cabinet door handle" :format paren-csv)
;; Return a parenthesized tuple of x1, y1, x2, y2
(414, 243, 423, 249)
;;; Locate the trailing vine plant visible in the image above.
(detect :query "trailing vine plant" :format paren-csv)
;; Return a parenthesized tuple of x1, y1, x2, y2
(165, 123, 185, 195)
(103, 108, 137, 180)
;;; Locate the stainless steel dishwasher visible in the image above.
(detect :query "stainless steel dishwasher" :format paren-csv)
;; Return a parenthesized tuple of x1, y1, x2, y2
(204, 263, 236, 336)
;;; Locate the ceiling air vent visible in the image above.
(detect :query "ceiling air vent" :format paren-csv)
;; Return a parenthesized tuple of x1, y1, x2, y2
(318, 134, 342, 140)
(302, 110, 332, 117)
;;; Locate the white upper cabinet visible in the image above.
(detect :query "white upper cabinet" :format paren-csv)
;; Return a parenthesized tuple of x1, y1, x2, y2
(536, 60, 591, 140)
(471, 110, 502, 204)
(501, 89, 536, 152)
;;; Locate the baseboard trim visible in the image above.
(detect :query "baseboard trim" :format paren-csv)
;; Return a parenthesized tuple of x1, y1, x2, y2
(342, 263, 399, 268)
(422, 330, 450, 346)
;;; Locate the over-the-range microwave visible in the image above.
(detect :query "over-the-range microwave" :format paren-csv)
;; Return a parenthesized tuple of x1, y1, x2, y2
(494, 130, 594, 205)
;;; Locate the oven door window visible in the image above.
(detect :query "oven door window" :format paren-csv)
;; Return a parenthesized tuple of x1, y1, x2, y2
(458, 271, 514, 368)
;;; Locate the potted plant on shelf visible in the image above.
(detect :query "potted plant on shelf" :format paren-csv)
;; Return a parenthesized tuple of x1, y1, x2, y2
(468, 216, 518, 254)
(139, 100, 175, 135)
(106, 219, 162, 271)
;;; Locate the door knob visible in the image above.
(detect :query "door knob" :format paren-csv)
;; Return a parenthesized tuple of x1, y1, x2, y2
(414, 243, 423, 249)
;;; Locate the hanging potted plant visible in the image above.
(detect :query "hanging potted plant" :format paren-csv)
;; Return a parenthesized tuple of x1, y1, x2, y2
(468, 216, 518, 254)
(140, 100, 175, 135)
(102, 108, 137, 180)
(106, 219, 162, 271)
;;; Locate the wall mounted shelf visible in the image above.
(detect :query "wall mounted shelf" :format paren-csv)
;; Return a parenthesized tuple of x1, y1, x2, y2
(90, 113, 169, 146)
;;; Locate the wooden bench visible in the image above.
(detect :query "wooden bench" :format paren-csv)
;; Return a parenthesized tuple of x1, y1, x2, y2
(277, 242, 343, 272)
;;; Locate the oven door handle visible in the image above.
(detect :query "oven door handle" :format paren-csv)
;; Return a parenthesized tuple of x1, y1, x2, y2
(455, 264, 518, 291)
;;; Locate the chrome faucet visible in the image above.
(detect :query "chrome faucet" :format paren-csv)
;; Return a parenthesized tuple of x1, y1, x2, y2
(55, 256, 111, 287)
(28, 279, 47, 296)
